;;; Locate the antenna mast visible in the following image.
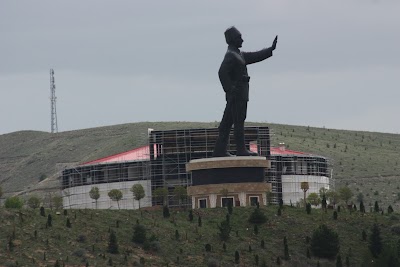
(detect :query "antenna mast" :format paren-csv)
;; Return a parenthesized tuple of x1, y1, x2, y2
(50, 69, 58, 133)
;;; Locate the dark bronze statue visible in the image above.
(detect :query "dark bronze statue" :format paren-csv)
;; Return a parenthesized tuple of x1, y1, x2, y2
(213, 26, 278, 157)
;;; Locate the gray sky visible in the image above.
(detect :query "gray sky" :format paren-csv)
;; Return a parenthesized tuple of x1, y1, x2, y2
(1, 0, 399, 135)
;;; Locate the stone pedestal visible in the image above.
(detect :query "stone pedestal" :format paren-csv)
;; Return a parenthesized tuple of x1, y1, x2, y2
(186, 156, 271, 208)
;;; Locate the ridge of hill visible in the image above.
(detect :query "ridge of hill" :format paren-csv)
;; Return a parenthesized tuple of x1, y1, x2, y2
(0, 121, 399, 206)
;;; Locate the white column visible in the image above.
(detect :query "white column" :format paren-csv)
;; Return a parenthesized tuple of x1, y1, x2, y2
(210, 194, 217, 208)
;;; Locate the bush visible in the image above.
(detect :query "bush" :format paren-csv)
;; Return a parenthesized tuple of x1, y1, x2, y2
(163, 206, 170, 218)
(311, 224, 340, 259)
(132, 224, 147, 244)
(248, 206, 267, 224)
(218, 219, 232, 241)
(306, 203, 311, 214)
(77, 234, 87, 243)
(27, 196, 41, 209)
(108, 230, 119, 254)
(205, 243, 212, 252)
(5, 196, 24, 209)
(369, 224, 382, 258)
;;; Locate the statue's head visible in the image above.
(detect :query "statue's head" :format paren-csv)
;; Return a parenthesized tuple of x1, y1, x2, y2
(224, 26, 243, 47)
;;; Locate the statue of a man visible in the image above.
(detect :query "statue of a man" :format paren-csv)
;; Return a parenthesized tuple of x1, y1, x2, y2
(213, 27, 278, 157)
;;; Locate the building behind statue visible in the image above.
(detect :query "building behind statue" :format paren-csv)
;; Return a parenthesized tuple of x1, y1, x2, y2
(61, 126, 331, 209)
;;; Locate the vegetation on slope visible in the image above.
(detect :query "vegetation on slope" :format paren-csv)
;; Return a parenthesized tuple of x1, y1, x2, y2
(2, 204, 400, 266)
(0, 121, 399, 208)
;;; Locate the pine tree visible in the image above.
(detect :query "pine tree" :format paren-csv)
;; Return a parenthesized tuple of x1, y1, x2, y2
(108, 230, 119, 254)
(369, 223, 382, 258)
(284, 236, 290, 260)
(336, 254, 342, 267)
(235, 250, 240, 264)
(306, 203, 311, 214)
(40, 207, 45, 217)
(362, 230, 367, 241)
(188, 210, 193, 222)
(261, 239, 265, 249)
(374, 201, 380, 212)
(311, 224, 340, 259)
(163, 205, 170, 218)
(333, 211, 338, 220)
(254, 224, 259, 235)
(360, 201, 365, 213)
(227, 201, 233, 215)
(198, 216, 202, 227)
(132, 224, 147, 244)
(66, 218, 71, 228)
(47, 214, 52, 227)
(388, 205, 394, 214)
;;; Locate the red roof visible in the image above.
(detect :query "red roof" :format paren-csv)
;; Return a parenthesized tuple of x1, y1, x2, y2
(82, 146, 150, 165)
(82, 144, 309, 166)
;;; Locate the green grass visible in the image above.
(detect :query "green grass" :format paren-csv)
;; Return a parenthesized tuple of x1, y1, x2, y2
(1, 205, 400, 266)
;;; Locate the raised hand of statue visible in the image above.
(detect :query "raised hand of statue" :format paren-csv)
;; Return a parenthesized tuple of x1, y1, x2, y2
(272, 35, 278, 50)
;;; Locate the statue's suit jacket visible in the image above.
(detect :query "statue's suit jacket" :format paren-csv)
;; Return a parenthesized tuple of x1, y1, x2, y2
(218, 45, 273, 102)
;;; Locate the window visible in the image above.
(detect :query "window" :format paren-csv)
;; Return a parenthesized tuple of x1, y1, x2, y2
(221, 197, 234, 208)
(198, 199, 207, 208)
(249, 196, 259, 206)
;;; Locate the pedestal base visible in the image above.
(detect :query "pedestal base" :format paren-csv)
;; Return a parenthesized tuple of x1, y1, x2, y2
(186, 156, 270, 185)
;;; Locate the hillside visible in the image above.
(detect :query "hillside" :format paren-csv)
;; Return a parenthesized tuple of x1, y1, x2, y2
(1, 205, 400, 266)
(0, 121, 399, 207)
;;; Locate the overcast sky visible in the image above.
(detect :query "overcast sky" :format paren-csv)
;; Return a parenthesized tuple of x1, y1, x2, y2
(1, 0, 399, 135)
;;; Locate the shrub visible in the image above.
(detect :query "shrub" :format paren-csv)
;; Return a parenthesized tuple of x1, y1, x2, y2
(47, 214, 52, 227)
(306, 203, 311, 214)
(235, 250, 240, 264)
(73, 248, 85, 258)
(369, 224, 382, 258)
(27, 196, 41, 209)
(40, 207, 45, 216)
(227, 201, 233, 215)
(66, 218, 72, 228)
(311, 224, 340, 259)
(77, 234, 87, 243)
(284, 236, 290, 260)
(333, 211, 338, 220)
(163, 205, 170, 218)
(132, 224, 147, 244)
(248, 206, 267, 224)
(374, 201, 380, 212)
(362, 230, 367, 241)
(336, 254, 343, 267)
(188, 210, 193, 222)
(108, 230, 119, 254)
(5, 196, 24, 209)
(205, 243, 212, 252)
(391, 224, 400, 235)
(388, 205, 394, 214)
(218, 218, 232, 241)
(254, 224, 259, 235)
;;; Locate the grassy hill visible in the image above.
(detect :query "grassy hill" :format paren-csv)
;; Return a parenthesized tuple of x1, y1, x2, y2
(0, 121, 400, 208)
(1, 205, 400, 266)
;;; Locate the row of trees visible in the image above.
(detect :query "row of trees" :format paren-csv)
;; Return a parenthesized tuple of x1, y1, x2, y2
(88, 184, 187, 209)
(1, 193, 63, 209)
(306, 186, 354, 207)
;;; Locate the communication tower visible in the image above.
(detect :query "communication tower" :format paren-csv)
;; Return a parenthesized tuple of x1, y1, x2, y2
(50, 69, 58, 133)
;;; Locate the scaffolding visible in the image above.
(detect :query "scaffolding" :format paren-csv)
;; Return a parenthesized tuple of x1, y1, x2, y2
(148, 126, 271, 206)
(268, 152, 332, 204)
(60, 126, 332, 208)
